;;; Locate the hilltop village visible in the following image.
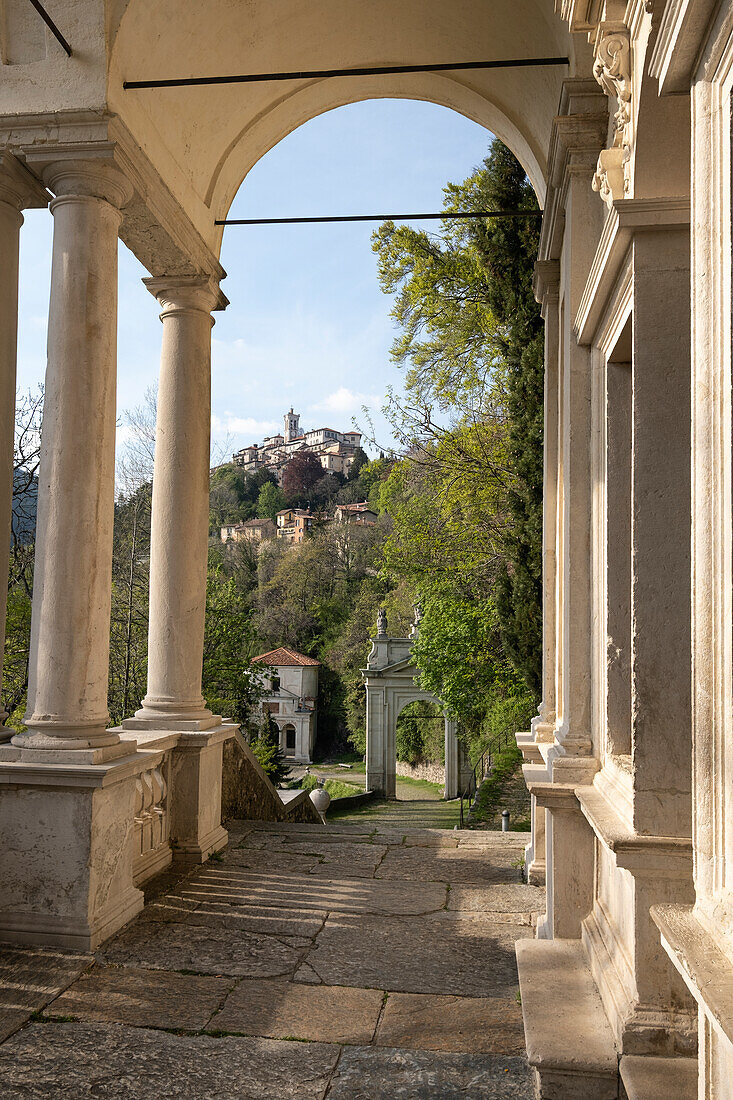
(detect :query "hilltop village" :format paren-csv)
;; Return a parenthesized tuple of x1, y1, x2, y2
(212, 408, 380, 542)
(232, 409, 363, 482)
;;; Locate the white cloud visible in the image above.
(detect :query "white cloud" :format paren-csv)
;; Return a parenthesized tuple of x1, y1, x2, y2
(211, 414, 280, 438)
(310, 387, 382, 416)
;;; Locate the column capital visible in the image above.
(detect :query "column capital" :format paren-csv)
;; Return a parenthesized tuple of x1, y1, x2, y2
(0, 151, 48, 213)
(25, 147, 134, 210)
(143, 274, 228, 317)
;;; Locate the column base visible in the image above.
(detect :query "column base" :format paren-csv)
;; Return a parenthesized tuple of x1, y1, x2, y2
(0, 750, 153, 950)
(123, 705, 222, 732)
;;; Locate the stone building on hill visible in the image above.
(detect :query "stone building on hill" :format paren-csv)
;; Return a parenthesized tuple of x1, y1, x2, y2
(276, 508, 313, 544)
(232, 409, 362, 483)
(252, 647, 319, 762)
(220, 517, 275, 544)
(333, 501, 377, 526)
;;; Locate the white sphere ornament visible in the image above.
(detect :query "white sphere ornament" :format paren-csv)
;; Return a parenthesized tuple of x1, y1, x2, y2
(310, 786, 331, 815)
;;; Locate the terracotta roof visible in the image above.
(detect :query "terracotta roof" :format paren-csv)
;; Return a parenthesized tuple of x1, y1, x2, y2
(252, 647, 321, 667)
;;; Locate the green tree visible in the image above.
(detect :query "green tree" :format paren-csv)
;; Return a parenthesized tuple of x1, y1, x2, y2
(251, 711, 291, 785)
(256, 480, 286, 523)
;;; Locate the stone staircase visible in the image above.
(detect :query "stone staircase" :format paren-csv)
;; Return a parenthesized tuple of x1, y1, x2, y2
(221, 729, 322, 825)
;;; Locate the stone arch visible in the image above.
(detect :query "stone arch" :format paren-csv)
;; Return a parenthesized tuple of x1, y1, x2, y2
(106, 0, 577, 259)
(362, 623, 471, 801)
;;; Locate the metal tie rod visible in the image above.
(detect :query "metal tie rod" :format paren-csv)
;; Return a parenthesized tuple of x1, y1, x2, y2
(26, 0, 72, 56)
(124, 57, 569, 90)
(216, 210, 544, 226)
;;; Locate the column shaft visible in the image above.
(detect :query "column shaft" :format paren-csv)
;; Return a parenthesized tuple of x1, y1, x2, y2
(16, 163, 131, 750)
(129, 277, 224, 729)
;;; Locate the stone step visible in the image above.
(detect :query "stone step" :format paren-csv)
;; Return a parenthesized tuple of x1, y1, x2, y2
(516, 938, 618, 1099)
(620, 1054, 697, 1100)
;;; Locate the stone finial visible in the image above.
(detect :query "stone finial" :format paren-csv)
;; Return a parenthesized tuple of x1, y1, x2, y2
(410, 602, 423, 637)
(377, 608, 388, 636)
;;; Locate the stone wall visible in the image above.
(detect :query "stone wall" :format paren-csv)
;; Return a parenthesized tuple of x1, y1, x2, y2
(395, 760, 444, 785)
(222, 732, 321, 825)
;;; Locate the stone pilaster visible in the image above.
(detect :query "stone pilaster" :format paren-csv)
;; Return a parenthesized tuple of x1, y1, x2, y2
(0, 154, 47, 734)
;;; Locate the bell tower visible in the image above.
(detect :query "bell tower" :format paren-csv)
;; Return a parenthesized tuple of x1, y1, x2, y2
(284, 408, 300, 442)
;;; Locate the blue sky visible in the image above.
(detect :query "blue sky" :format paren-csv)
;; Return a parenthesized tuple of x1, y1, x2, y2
(16, 99, 493, 462)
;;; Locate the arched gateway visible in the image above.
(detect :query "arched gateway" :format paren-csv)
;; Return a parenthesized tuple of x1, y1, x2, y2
(363, 610, 473, 800)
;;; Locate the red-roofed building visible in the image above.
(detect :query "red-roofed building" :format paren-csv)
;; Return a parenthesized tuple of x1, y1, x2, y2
(252, 647, 320, 762)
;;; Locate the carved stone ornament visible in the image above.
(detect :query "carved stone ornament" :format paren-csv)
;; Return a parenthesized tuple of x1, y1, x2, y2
(377, 608, 388, 636)
(591, 22, 632, 204)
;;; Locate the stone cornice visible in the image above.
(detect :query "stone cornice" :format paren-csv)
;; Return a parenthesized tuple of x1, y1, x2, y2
(648, 0, 722, 91)
(533, 259, 561, 310)
(577, 782, 693, 875)
(574, 195, 690, 342)
(3, 109, 225, 281)
(539, 79, 607, 262)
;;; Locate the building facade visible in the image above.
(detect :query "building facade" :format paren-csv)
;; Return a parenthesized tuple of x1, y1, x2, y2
(220, 517, 275, 543)
(252, 647, 319, 763)
(275, 508, 313, 544)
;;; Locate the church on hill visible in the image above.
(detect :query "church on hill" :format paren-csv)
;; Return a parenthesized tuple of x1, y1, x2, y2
(231, 409, 362, 483)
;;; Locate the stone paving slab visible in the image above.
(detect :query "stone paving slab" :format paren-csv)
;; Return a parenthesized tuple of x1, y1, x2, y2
(53, 965, 233, 1030)
(98, 918, 306, 978)
(328, 1046, 534, 1099)
(0, 945, 92, 1043)
(182, 867, 449, 915)
(220, 848, 322, 875)
(0, 1022, 340, 1099)
(173, 901, 328, 939)
(376, 991, 527, 1055)
(210, 978, 384, 1043)
(447, 883, 546, 914)
(375, 845, 524, 885)
(302, 912, 532, 996)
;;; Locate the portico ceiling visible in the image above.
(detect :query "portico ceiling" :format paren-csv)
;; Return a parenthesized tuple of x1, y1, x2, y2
(107, 0, 578, 257)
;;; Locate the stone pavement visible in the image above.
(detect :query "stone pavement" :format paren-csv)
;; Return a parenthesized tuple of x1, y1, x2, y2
(0, 822, 543, 1098)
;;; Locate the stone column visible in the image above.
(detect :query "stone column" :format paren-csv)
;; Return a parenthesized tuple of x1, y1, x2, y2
(0, 155, 154, 949)
(0, 154, 47, 734)
(123, 276, 235, 864)
(13, 160, 133, 754)
(128, 276, 224, 731)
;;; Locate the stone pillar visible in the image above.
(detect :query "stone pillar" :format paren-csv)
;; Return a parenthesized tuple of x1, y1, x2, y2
(0, 155, 154, 949)
(536, 85, 609, 936)
(630, 228, 692, 838)
(533, 260, 561, 744)
(0, 154, 47, 734)
(444, 717, 458, 801)
(14, 160, 133, 753)
(130, 277, 224, 731)
(365, 679, 386, 796)
(123, 276, 235, 864)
